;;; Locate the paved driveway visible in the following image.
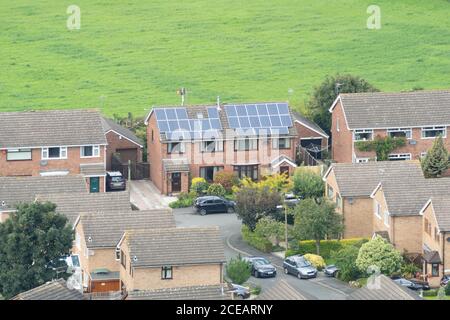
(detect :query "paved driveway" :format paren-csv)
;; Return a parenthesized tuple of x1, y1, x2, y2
(129, 180, 176, 210)
(173, 207, 355, 300)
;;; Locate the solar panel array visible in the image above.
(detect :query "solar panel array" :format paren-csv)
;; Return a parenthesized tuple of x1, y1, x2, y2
(224, 103, 292, 135)
(154, 107, 222, 140)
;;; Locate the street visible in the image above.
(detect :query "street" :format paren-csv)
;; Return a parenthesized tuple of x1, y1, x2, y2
(173, 207, 355, 300)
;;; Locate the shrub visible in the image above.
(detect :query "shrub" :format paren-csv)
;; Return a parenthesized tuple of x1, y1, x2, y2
(213, 172, 239, 193)
(191, 178, 209, 196)
(401, 263, 420, 279)
(254, 217, 285, 247)
(288, 238, 367, 260)
(226, 256, 251, 285)
(423, 289, 438, 297)
(445, 283, 450, 296)
(207, 183, 227, 197)
(303, 254, 326, 270)
(169, 192, 194, 208)
(292, 167, 324, 199)
(356, 236, 403, 276)
(331, 245, 362, 282)
(241, 225, 273, 253)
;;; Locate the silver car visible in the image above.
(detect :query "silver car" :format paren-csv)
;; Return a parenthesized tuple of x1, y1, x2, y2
(283, 255, 317, 279)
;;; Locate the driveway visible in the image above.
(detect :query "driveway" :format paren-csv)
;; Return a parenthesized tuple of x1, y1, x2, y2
(129, 180, 176, 210)
(173, 207, 355, 300)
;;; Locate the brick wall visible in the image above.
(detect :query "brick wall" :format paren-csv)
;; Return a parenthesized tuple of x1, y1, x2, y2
(294, 121, 328, 149)
(105, 131, 142, 170)
(331, 100, 353, 163)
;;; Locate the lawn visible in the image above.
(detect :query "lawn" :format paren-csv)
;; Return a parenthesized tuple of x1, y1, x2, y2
(1, 0, 449, 117)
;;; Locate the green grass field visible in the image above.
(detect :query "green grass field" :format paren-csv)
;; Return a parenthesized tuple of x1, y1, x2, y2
(1, 0, 449, 117)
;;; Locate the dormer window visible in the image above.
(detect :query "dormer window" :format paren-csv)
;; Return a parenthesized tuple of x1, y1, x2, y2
(353, 129, 373, 141)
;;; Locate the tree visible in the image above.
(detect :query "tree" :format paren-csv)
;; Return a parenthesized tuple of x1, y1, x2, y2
(355, 235, 403, 276)
(235, 185, 282, 231)
(226, 256, 251, 285)
(421, 135, 449, 178)
(254, 217, 285, 246)
(331, 245, 362, 282)
(0, 202, 73, 299)
(207, 183, 226, 197)
(308, 74, 379, 133)
(292, 198, 343, 254)
(213, 171, 239, 193)
(292, 168, 324, 199)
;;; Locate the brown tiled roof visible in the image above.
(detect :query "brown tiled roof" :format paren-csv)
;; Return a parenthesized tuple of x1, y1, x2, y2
(257, 279, 306, 300)
(80, 209, 176, 248)
(292, 111, 328, 138)
(101, 117, 144, 147)
(36, 191, 131, 225)
(423, 250, 442, 264)
(79, 163, 106, 176)
(12, 279, 84, 300)
(338, 90, 450, 129)
(0, 176, 87, 211)
(348, 275, 422, 300)
(124, 227, 225, 267)
(0, 109, 107, 148)
(126, 284, 230, 300)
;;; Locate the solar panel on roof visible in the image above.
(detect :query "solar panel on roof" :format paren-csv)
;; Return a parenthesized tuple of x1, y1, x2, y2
(155, 109, 167, 120)
(249, 116, 261, 127)
(225, 105, 237, 117)
(277, 103, 289, 114)
(207, 107, 219, 118)
(176, 108, 188, 119)
(165, 109, 177, 120)
(210, 118, 221, 130)
(270, 116, 282, 126)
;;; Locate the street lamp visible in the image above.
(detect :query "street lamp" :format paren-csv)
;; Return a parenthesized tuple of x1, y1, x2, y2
(276, 204, 289, 251)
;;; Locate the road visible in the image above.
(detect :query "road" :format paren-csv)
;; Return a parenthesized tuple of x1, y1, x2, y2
(173, 207, 355, 300)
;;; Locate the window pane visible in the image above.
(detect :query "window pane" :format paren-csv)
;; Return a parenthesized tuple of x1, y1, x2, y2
(82, 146, 93, 157)
(48, 147, 60, 158)
(7, 149, 32, 161)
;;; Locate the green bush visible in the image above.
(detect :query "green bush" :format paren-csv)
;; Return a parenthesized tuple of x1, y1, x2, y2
(445, 283, 450, 296)
(400, 263, 420, 279)
(331, 245, 362, 282)
(169, 192, 194, 208)
(213, 171, 240, 193)
(287, 238, 367, 259)
(226, 256, 251, 285)
(303, 254, 326, 270)
(423, 289, 438, 297)
(241, 225, 273, 253)
(207, 183, 227, 197)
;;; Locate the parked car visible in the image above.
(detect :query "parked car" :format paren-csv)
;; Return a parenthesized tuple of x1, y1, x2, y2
(393, 278, 429, 291)
(106, 171, 126, 191)
(242, 257, 277, 278)
(194, 196, 236, 215)
(324, 265, 340, 277)
(409, 279, 430, 291)
(441, 275, 450, 287)
(283, 255, 317, 279)
(283, 193, 301, 207)
(228, 283, 250, 299)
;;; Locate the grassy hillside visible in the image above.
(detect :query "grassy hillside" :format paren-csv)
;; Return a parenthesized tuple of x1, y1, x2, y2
(0, 0, 449, 117)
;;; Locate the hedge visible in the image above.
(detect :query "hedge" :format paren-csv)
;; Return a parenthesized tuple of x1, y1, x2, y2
(241, 225, 273, 253)
(286, 238, 368, 259)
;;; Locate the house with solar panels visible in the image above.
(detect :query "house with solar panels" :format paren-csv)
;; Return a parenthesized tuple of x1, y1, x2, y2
(144, 102, 305, 195)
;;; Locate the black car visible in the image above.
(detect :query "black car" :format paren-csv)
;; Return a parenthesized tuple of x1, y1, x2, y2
(194, 196, 236, 215)
(228, 283, 250, 299)
(283, 193, 301, 207)
(393, 278, 430, 291)
(106, 171, 126, 191)
(242, 257, 277, 278)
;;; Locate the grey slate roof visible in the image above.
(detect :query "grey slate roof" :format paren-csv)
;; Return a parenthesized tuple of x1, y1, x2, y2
(0, 109, 107, 149)
(423, 250, 442, 264)
(348, 275, 422, 300)
(257, 279, 306, 300)
(80, 209, 176, 248)
(162, 158, 190, 172)
(80, 163, 106, 176)
(124, 227, 225, 267)
(427, 196, 450, 232)
(126, 284, 230, 300)
(101, 117, 144, 147)
(338, 90, 450, 129)
(328, 161, 424, 197)
(0, 176, 87, 211)
(292, 111, 329, 138)
(36, 191, 131, 225)
(12, 279, 84, 300)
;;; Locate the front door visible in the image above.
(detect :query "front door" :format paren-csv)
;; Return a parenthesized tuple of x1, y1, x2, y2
(280, 166, 290, 176)
(171, 173, 181, 192)
(90, 177, 100, 193)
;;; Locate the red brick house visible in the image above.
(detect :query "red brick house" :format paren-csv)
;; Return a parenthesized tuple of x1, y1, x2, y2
(101, 117, 144, 170)
(292, 111, 329, 160)
(0, 109, 107, 192)
(145, 103, 300, 195)
(329, 90, 450, 163)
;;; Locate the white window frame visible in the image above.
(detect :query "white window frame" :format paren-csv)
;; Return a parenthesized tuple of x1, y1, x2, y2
(115, 247, 121, 261)
(201, 140, 223, 152)
(6, 148, 32, 161)
(421, 126, 446, 139)
(374, 201, 381, 219)
(388, 153, 411, 161)
(168, 142, 185, 154)
(272, 137, 291, 150)
(384, 210, 390, 227)
(327, 185, 334, 199)
(41, 146, 68, 160)
(387, 128, 412, 139)
(80, 145, 100, 158)
(353, 129, 373, 142)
